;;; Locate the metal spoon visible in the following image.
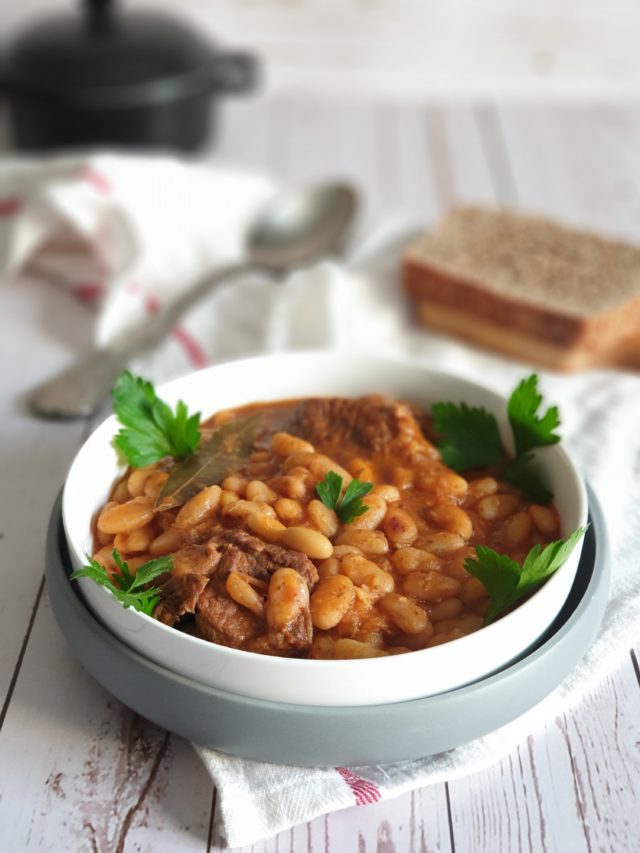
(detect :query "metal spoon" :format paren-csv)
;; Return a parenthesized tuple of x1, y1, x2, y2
(29, 182, 358, 418)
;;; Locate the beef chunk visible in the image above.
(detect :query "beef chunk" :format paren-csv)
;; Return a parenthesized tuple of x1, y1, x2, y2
(261, 542, 318, 586)
(215, 529, 318, 587)
(153, 544, 221, 626)
(170, 543, 222, 577)
(216, 528, 265, 550)
(195, 580, 263, 647)
(152, 527, 318, 638)
(291, 395, 437, 460)
(154, 574, 209, 627)
(218, 545, 264, 579)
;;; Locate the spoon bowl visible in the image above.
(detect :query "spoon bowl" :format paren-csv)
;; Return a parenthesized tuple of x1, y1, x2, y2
(248, 183, 358, 272)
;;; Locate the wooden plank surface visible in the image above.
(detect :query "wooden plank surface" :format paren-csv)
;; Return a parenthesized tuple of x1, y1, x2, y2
(0, 281, 91, 708)
(0, 565, 214, 851)
(0, 97, 639, 852)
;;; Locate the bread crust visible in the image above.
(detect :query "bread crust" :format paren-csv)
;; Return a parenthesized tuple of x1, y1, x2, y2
(412, 297, 640, 370)
(403, 210, 640, 370)
(404, 259, 584, 347)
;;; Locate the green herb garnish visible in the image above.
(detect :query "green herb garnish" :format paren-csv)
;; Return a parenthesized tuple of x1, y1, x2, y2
(316, 471, 374, 524)
(432, 373, 559, 503)
(70, 550, 171, 616)
(507, 374, 561, 456)
(431, 402, 503, 471)
(464, 527, 587, 624)
(112, 371, 201, 468)
(502, 453, 552, 505)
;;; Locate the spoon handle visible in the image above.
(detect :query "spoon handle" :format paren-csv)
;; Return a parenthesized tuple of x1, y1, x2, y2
(29, 262, 253, 418)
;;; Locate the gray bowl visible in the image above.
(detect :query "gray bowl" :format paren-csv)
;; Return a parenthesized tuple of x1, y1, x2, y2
(46, 486, 609, 767)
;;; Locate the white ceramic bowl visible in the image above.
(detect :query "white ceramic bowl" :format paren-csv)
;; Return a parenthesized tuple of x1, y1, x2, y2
(62, 351, 588, 707)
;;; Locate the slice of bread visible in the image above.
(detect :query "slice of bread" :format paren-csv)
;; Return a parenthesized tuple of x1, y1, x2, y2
(403, 207, 640, 370)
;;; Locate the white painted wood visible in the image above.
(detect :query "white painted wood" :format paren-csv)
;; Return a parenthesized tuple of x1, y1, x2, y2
(496, 104, 640, 240)
(432, 105, 497, 210)
(218, 95, 396, 230)
(215, 96, 277, 174)
(135, 0, 640, 97)
(447, 721, 591, 853)
(0, 590, 213, 852)
(446, 658, 640, 853)
(219, 97, 496, 231)
(0, 280, 91, 707)
(554, 661, 640, 852)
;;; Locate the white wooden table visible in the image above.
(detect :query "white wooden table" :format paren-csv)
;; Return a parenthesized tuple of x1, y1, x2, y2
(1, 97, 640, 852)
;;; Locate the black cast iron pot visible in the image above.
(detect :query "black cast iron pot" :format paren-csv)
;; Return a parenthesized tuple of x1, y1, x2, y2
(1, 0, 258, 152)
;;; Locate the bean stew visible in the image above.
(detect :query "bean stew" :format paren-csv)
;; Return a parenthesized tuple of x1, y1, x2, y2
(92, 395, 560, 659)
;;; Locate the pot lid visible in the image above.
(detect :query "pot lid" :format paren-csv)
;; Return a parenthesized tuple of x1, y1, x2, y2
(3, 0, 219, 108)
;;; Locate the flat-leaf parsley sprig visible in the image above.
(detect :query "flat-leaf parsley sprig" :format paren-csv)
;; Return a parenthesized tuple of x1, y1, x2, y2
(112, 371, 201, 468)
(502, 375, 560, 503)
(431, 374, 560, 503)
(464, 527, 587, 624)
(507, 374, 560, 456)
(316, 471, 374, 524)
(429, 402, 503, 471)
(70, 550, 172, 616)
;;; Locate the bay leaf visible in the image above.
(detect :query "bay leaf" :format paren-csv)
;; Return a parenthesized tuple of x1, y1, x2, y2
(156, 414, 263, 509)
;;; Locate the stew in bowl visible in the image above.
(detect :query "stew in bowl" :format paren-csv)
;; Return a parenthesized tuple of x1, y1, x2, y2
(63, 353, 587, 706)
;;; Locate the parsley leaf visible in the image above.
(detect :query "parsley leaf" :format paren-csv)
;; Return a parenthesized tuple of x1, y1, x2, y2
(507, 374, 560, 457)
(503, 453, 553, 505)
(112, 371, 201, 468)
(316, 472, 374, 524)
(431, 402, 504, 471)
(431, 374, 562, 503)
(315, 470, 343, 511)
(464, 527, 587, 624)
(70, 550, 172, 616)
(340, 478, 375, 522)
(463, 546, 522, 625)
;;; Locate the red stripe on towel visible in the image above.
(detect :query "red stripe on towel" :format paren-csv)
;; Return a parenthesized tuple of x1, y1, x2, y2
(82, 167, 111, 195)
(73, 282, 105, 301)
(0, 196, 22, 217)
(128, 282, 208, 368)
(142, 293, 160, 314)
(171, 325, 209, 368)
(335, 768, 382, 805)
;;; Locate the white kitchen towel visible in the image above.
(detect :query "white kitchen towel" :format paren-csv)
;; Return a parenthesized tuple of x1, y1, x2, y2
(2, 154, 638, 849)
(0, 153, 276, 351)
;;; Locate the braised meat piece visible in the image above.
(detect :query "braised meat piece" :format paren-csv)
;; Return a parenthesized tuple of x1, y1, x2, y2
(195, 579, 263, 647)
(153, 529, 318, 635)
(260, 542, 318, 586)
(291, 395, 438, 460)
(170, 543, 222, 577)
(153, 543, 222, 627)
(209, 529, 268, 580)
(216, 529, 318, 587)
(154, 574, 210, 627)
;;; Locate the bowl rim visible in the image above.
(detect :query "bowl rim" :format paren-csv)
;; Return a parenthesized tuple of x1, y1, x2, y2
(62, 349, 589, 675)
